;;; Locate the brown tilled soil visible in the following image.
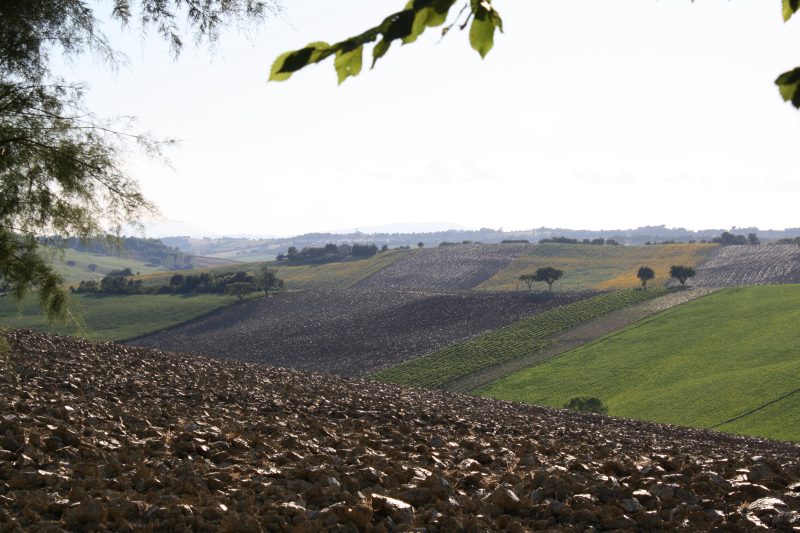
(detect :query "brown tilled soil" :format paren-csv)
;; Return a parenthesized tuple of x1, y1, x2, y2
(128, 289, 590, 377)
(2, 330, 799, 532)
(354, 244, 537, 291)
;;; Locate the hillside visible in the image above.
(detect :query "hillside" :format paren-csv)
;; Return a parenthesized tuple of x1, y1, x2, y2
(128, 290, 591, 376)
(479, 243, 716, 291)
(2, 330, 799, 531)
(479, 285, 800, 442)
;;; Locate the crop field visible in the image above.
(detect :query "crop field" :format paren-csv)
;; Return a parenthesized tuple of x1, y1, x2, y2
(373, 288, 667, 389)
(128, 289, 583, 376)
(478, 285, 800, 442)
(0, 292, 243, 341)
(690, 244, 800, 287)
(354, 243, 537, 290)
(479, 243, 717, 291)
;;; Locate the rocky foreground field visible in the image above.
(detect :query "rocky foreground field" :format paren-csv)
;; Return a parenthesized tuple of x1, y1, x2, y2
(1, 330, 799, 531)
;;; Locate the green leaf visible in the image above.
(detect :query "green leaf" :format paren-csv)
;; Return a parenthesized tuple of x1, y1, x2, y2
(783, 0, 800, 22)
(775, 67, 800, 107)
(469, 6, 496, 58)
(334, 45, 363, 84)
(372, 38, 391, 68)
(269, 42, 330, 82)
(403, 1, 455, 44)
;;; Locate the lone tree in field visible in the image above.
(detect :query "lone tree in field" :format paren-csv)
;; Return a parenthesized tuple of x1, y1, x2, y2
(535, 267, 564, 291)
(225, 282, 256, 302)
(637, 266, 655, 289)
(563, 396, 608, 414)
(519, 273, 537, 293)
(670, 265, 696, 287)
(254, 265, 284, 297)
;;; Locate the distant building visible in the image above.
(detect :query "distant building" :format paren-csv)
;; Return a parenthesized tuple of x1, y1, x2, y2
(338, 243, 352, 256)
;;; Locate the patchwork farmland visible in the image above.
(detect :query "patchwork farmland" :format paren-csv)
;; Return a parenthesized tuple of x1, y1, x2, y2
(129, 289, 593, 376)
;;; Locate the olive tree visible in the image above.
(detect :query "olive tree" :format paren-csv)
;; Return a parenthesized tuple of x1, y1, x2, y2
(669, 265, 696, 287)
(535, 266, 563, 292)
(637, 266, 655, 289)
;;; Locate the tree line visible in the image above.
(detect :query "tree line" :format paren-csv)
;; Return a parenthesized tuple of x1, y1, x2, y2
(72, 265, 283, 301)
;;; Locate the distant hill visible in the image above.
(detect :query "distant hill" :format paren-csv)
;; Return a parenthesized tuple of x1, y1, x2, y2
(156, 225, 800, 259)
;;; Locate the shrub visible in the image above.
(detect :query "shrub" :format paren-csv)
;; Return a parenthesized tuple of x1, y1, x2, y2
(563, 396, 608, 414)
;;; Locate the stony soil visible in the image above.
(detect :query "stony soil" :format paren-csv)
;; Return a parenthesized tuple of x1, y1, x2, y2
(2, 330, 799, 532)
(354, 244, 537, 291)
(128, 289, 589, 377)
(691, 244, 800, 287)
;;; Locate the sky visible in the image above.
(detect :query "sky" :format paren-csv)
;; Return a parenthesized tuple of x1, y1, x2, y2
(65, 1, 800, 237)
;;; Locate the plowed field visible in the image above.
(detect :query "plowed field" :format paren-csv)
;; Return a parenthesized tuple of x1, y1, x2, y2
(690, 244, 800, 287)
(354, 244, 537, 290)
(128, 289, 592, 376)
(2, 330, 799, 531)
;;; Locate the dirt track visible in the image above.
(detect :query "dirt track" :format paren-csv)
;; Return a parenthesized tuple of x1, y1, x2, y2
(128, 289, 592, 376)
(2, 330, 798, 531)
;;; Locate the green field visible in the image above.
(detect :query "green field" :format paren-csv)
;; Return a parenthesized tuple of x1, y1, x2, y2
(373, 288, 667, 389)
(480, 243, 716, 292)
(478, 285, 800, 442)
(0, 292, 246, 341)
(44, 247, 166, 285)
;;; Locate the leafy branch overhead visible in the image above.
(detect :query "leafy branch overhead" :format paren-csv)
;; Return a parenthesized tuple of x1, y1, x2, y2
(272, 1, 800, 109)
(777, 0, 800, 107)
(269, 0, 502, 85)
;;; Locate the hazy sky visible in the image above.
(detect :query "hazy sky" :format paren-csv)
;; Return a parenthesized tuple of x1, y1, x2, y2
(67, 1, 800, 237)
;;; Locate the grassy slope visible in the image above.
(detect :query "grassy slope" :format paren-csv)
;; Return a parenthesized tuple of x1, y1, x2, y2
(718, 391, 800, 442)
(0, 293, 244, 341)
(479, 243, 717, 291)
(373, 288, 666, 389)
(44, 248, 165, 285)
(478, 285, 800, 441)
